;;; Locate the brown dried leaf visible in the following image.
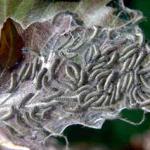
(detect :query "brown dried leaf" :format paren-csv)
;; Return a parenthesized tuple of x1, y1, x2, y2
(0, 18, 24, 69)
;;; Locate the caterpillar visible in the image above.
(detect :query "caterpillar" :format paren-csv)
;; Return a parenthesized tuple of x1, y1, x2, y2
(18, 93, 34, 109)
(17, 63, 29, 82)
(41, 91, 64, 102)
(89, 26, 98, 41)
(78, 69, 87, 87)
(31, 57, 39, 79)
(35, 68, 48, 90)
(119, 48, 137, 62)
(120, 42, 138, 56)
(7, 72, 18, 93)
(0, 106, 15, 121)
(22, 63, 33, 81)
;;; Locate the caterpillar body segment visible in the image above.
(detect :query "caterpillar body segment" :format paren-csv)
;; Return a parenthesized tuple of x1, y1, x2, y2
(22, 63, 33, 81)
(128, 54, 137, 70)
(121, 58, 131, 73)
(0, 106, 15, 121)
(17, 63, 29, 82)
(92, 94, 107, 107)
(31, 57, 39, 79)
(95, 70, 111, 83)
(49, 57, 61, 79)
(133, 51, 146, 68)
(119, 48, 137, 62)
(120, 43, 138, 56)
(105, 51, 118, 68)
(18, 93, 34, 109)
(78, 69, 87, 87)
(35, 68, 48, 90)
(7, 72, 18, 93)
(121, 73, 130, 93)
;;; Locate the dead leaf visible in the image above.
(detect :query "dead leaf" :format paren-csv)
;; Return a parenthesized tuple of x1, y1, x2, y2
(0, 18, 24, 69)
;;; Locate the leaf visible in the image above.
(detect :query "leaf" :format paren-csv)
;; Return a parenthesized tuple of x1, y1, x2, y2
(0, 18, 24, 69)
(22, 20, 53, 53)
(0, 0, 115, 27)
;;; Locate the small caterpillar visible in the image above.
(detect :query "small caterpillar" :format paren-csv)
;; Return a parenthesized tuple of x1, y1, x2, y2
(127, 54, 137, 70)
(104, 71, 116, 91)
(107, 83, 114, 94)
(137, 89, 149, 102)
(69, 39, 84, 52)
(42, 75, 50, 89)
(0, 106, 15, 121)
(139, 66, 150, 74)
(65, 64, 77, 83)
(133, 67, 140, 85)
(22, 63, 33, 81)
(85, 63, 94, 72)
(78, 69, 87, 87)
(88, 69, 103, 82)
(84, 91, 100, 102)
(101, 45, 118, 55)
(119, 48, 137, 62)
(89, 26, 98, 41)
(4, 121, 24, 137)
(62, 51, 78, 59)
(91, 62, 105, 71)
(132, 86, 141, 103)
(121, 58, 131, 73)
(64, 36, 79, 49)
(105, 51, 118, 68)
(92, 94, 107, 107)
(139, 100, 150, 107)
(15, 111, 30, 128)
(18, 93, 34, 109)
(49, 57, 61, 79)
(40, 106, 54, 120)
(41, 91, 64, 102)
(81, 96, 99, 109)
(31, 57, 39, 79)
(17, 63, 29, 82)
(92, 44, 99, 56)
(102, 94, 111, 106)
(109, 85, 116, 104)
(144, 72, 150, 79)
(96, 79, 105, 91)
(95, 70, 111, 83)
(126, 72, 134, 91)
(63, 80, 77, 91)
(115, 77, 122, 100)
(97, 55, 106, 63)
(57, 35, 72, 51)
(128, 86, 135, 105)
(140, 75, 150, 89)
(121, 73, 130, 92)
(68, 62, 81, 80)
(133, 51, 146, 68)
(84, 47, 94, 64)
(75, 84, 91, 93)
(78, 90, 91, 103)
(120, 42, 138, 56)
(28, 106, 40, 123)
(35, 68, 48, 90)
(7, 72, 18, 93)
(22, 111, 41, 129)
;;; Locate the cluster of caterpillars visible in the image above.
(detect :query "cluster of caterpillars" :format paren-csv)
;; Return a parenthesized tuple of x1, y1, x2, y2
(1, 21, 150, 145)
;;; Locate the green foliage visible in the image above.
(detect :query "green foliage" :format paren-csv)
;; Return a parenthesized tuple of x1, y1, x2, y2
(129, 0, 150, 40)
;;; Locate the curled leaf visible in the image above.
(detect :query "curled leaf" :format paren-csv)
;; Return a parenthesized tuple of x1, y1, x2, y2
(0, 18, 24, 69)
